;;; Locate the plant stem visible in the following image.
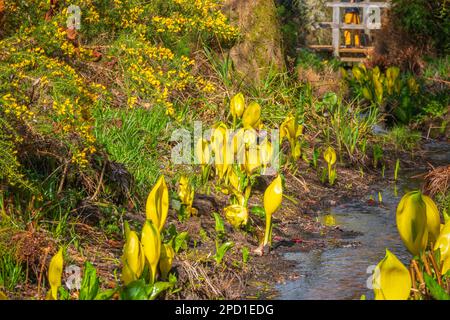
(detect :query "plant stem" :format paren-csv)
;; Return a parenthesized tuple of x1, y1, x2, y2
(410, 263, 419, 300)
(421, 252, 432, 277)
(428, 251, 442, 286)
(411, 259, 425, 292)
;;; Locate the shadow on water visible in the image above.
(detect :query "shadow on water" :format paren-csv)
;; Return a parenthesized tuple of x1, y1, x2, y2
(276, 141, 450, 300)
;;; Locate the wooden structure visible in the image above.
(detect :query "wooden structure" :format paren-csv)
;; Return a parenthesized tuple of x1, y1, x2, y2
(309, 1, 390, 63)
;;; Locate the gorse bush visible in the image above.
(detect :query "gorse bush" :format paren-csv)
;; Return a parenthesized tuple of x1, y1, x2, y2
(0, 0, 237, 197)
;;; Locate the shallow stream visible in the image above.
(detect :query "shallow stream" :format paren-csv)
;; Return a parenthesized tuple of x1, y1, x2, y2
(276, 141, 450, 300)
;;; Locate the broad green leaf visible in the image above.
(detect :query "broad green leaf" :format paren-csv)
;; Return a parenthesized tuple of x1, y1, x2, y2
(79, 262, 100, 300)
(424, 273, 450, 300)
(120, 279, 148, 300)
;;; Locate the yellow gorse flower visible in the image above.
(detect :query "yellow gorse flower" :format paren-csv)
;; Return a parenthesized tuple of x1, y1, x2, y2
(396, 191, 428, 256)
(47, 247, 63, 300)
(242, 102, 261, 129)
(141, 220, 161, 284)
(263, 175, 283, 247)
(145, 175, 169, 233)
(373, 249, 412, 300)
(230, 93, 245, 119)
(434, 221, 450, 275)
(159, 243, 175, 280)
(121, 227, 145, 285)
(224, 204, 248, 229)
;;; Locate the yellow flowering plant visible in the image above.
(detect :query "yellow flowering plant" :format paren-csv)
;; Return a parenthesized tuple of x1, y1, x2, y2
(372, 191, 450, 300)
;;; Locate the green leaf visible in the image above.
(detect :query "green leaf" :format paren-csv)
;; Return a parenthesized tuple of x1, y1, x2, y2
(148, 281, 174, 300)
(241, 246, 250, 264)
(79, 262, 99, 300)
(424, 273, 450, 300)
(323, 92, 338, 107)
(58, 286, 70, 300)
(95, 288, 117, 300)
(443, 208, 450, 223)
(174, 231, 189, 253)
(120, 279, 148, 300)
(250, 206, 265, 219)
(213, 241, 234, 265)
(213, 212, 225, 236)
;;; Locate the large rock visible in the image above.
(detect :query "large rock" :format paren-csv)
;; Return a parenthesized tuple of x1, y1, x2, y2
(223, 0, 285, 83)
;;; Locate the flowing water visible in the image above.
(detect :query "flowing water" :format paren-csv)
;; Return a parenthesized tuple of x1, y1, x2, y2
(276, 141, 450, 300)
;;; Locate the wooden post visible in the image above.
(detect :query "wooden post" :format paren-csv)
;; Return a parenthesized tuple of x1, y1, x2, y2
(332, 5, 340, 57)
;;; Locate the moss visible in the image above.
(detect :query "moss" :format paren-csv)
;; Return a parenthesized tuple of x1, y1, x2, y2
(227, 0, 285, 82)
(249, 0, 284, 74)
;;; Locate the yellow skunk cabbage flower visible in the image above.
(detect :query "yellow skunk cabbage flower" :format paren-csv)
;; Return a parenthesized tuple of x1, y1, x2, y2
(178, 176, 194, 207)
(195, 138, 210, 165)
(47, 247, 64, 300)
(396, 191, 428, 256)
(228, 167, 242, 193)
(211, 123, 228, 153)
(141, 221, 161, 284)
(352, 66, 363, 82)
(323, 146, 336, 166)
(178, 176, 197, 216)
(242, 102, 261, 129)
(280, 115, 302, 160)
(224, 204, 248, 229)
(212, 123, 231, 179)
(259, 139, 273, 167)
(244, 148, 260, 175)
(373, 249, 411, 300)
(159, 243, 175, 280)
(145, 175, 169, 233)
(230, 93, 245, 119)
(407, 77, 418, 94)
(121, 229, 145, 285)
(280, 115, 302, 142)
(422, 195, 441, 244)
(362, 87, 373, 101)
(374, 77, 383, 103)
(263, 175, 283, 247)
(386, 66, 400, 82)
(434, 221, 450, 275)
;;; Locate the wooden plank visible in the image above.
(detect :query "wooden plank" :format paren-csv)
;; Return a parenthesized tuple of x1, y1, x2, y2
(333, 23, 372, 30)
(308, 45, 333, 50)
(340, 57, 366, 63)
(326, 2, 390, 8)
(318, 22, 383, 30)
(307, 45, 374, 54)
(339, 47, 374, 53)
(331, 6, 341, 57)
